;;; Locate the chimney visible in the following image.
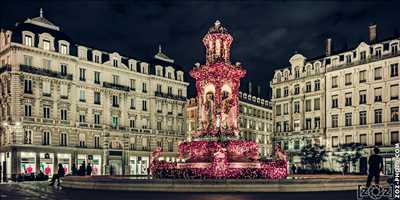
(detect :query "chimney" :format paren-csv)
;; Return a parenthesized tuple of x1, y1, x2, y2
(257, 85, 261, 97)
(369, 24, 377, 43)
(248, 82, 252, 95)
(325, 38, 332, 56)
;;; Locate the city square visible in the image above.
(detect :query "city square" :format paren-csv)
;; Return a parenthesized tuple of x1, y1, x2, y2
(0, 0, 399, 199)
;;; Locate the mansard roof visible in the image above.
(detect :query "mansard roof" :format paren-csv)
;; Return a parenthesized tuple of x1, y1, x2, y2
(6, 10, 186, 78)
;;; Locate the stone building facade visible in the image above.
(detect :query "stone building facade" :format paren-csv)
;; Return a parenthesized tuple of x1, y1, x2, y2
(0, 10, 188, 179)
(271, 25, 399, 174)
(270, 54, 326, 165)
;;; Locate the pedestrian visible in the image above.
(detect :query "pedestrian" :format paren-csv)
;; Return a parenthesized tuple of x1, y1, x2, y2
(110, 165, 114, 176)
(366, 147, 384, 187)
(291, 164, 297, 174)
(86, 163, 92, 176)
(71, 163, 78, 176)
(49, 163, 65, 186)
(79, 161, 86, 176)
(343, 163, 349, 175)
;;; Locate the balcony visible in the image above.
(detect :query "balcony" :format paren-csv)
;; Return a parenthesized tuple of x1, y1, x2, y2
(78, 122, 89, 128)
(0, 65, 11, 74)
(112, 103, 120, 108)
(155, 91, 186, 101)
(103, 82, 130, 92)
(20, 65, 73, 80)
(328, 51, 400, 72)
(93, 124, 102, 129)
(23, 117, 35, 122)
(42, 118, 54, 124)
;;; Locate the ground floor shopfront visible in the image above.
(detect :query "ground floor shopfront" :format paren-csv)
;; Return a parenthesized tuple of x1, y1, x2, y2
(0, 146, 178, 180)
(286, 145, 396, 175)
(325, 146, 396, 175)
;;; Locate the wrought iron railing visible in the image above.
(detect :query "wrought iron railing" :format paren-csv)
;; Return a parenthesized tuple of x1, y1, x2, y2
(20, 65, 73, 80)
(0, 65, 11, 74)
(155, 91, 186, 101)
(103, 82, 130, 92)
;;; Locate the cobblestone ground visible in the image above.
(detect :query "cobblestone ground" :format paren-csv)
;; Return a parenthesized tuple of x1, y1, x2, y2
(0, 181, 359, 200)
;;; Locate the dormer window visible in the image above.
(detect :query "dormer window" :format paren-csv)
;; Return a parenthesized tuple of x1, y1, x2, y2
(78, 47, 87, 60)
(94, 55, 100, 63)
(141, 65, 145, 73)
(177, 72, 183, 81)
(140, 62, 149, 74)
(43, 40, 50, 51)
(156, 66, 163, 76)
(167, 72, 172, 79)
(24, 35, 33, 47)
(60, 44, 67, 55)
(391, 43, 398, 55)
(375, 48, 382, 58)
(294, 67, 300, 79)
(113, 59, 118, 67)
(360, 51, 366, 61)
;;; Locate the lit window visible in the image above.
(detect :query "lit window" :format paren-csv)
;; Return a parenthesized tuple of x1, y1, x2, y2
(391, 63, 399, 77)
(359, 70, 367, 83)
(24, 35, 33, 46)
(374, 67, 382, 80)
(345, 93, 352, 106)
(60, 44, 68, 54)
(43, 40, 50, 51)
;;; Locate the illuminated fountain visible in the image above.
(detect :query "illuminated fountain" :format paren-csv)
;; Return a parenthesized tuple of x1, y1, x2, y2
(151, 21, 287, 179)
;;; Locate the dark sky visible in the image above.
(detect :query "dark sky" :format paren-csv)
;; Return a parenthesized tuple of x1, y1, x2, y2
(1, 0, 400, 98)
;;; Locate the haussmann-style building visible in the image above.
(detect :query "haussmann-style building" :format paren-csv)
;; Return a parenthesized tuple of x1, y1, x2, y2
(271, 24, 399, 175)
(0, 9, 189, 180)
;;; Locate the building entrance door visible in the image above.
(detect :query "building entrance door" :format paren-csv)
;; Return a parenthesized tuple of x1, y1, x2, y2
(109, 160, 122, 175)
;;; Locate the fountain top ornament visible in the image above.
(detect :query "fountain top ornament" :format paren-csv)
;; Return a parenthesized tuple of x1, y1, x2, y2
(190, 20, 246, 138)
(151, 21, 287, 179)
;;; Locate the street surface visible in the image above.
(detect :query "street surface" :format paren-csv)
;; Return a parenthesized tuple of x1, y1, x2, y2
(0, 181, 361, 200)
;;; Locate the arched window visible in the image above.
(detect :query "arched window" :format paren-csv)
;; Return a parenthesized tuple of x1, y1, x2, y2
(79, 133, 86, 147)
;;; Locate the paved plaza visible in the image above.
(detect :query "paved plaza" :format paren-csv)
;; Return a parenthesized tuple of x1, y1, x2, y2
(0, 181, 361, 200)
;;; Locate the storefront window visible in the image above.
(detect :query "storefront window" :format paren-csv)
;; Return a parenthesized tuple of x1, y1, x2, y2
(77, 154, 87, 169)
(21, 152, 36, 174)
(57, 154, 71, 175)
(40, 153, 54, 176)
(90, 155, 101, 175)
(77, 154, 102, 175)
(129, 156, 149, 175)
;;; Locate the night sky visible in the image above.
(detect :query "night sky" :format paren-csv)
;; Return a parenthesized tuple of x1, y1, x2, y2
(1, 0, 400, 98)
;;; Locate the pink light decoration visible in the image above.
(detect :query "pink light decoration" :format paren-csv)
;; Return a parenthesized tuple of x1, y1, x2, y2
(151, 21, 288, 180)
